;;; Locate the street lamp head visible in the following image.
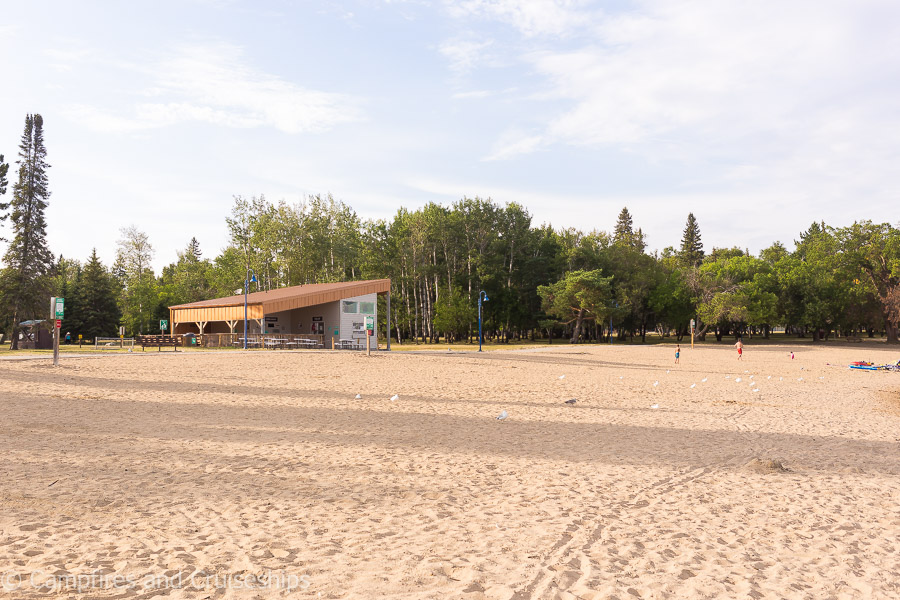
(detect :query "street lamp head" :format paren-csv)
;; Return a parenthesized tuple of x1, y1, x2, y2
(249, 274, 257, 283)
(481, 290, 489, 302)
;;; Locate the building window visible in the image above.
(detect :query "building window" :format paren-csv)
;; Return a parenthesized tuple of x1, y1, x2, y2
(359, 301, 375, 314)
(342, 301, 358, 313)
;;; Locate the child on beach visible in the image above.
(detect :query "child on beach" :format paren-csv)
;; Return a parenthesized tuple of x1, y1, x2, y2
(735, 338, 743, 360)
(675, 344, 680, 364)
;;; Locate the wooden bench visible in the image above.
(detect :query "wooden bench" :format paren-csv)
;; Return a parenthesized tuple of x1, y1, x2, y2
(137, 335, 181, 351)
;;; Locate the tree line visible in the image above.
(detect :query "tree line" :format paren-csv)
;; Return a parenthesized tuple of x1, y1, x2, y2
(2, 114, 899, 347)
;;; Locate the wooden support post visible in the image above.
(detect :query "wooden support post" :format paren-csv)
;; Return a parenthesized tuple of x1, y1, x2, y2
(386, 291, 391, 351)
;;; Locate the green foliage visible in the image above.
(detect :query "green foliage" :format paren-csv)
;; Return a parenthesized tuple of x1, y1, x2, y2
(538, 269, 613, 342)
(114, 225, 156, 335)
(0, 153, 9, 238)
(433, 288, 476, 341)
(69, 249, 121, 340)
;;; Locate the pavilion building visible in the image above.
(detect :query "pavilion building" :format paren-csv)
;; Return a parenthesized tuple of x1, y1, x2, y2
(168, 279, 391, 350)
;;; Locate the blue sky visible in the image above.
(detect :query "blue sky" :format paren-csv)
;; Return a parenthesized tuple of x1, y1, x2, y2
(1, 0, 898, 271)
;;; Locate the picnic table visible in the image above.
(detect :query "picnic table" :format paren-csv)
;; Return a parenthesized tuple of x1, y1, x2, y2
(264, 338, 286, 349)
(296, 338, 320, 349)
(237, 337, 262, 347)
(335, 339, 360, 350)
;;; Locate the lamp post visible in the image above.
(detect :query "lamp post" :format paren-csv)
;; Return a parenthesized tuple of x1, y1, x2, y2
(243, 268, 258, 350)
(478, 290, 489, 352)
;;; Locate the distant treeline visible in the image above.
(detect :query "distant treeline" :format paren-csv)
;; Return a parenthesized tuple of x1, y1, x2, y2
(29, 194, 900, 345)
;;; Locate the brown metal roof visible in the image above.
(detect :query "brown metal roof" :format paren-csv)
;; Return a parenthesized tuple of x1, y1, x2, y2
(170, 279, 391, 313)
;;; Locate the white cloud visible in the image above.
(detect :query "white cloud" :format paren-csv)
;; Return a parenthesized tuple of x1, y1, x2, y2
(439, 38, 495, 73)
(446, 0, 593, 37)
(461, 0, 900, 207)
(484, 131, 543, 160)
(64, 42, 361, 134)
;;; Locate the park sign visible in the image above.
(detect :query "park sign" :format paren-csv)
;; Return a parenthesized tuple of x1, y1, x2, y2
(160, 319, 168, 331)
(55, 297, 64, 318)
(366, 316, 374, 332)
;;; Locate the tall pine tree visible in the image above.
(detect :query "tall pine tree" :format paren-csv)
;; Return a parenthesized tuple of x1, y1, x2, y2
(75, 249, 122, 341)
(0, 153, 9, 241)
(679, 212, 704, 267)
(0, 114, 54, 350)
(613, 206, 646, 251)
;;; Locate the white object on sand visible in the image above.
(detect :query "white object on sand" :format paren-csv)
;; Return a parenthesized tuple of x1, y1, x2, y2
(749, 375, 754, 379)
(666, 370, 670, 374)
(725, 375, 731, 379)
(355, 394, 362, 399)
(559, 375, 565, 380)
(752, 389, 760, 393)
(736, 377, 742, 382)
(701, 377, 708, 383)
(650, 403, 659, 409)
(797, 377, 803, 382)
(690, 383, 696, 389)
(767, 376, 771, 380)
(497, 410, 508, 420)
(390, 394, 399, 401)
(653, 380, 659, 387)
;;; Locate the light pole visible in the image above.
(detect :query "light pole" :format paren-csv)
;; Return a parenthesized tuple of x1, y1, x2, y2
(478, 290, 489, 352)
(243, 268, 258, 350)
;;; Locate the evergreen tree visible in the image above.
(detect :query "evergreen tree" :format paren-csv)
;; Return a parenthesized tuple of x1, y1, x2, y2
(0, 114, 54, 349)
(613, 207, 646, 251)
(76, 249, 122, 340)
(53, 256, 82, 339)
(679, 212, 704, 267)
(0, 153, 9, 240)
(613, 207, 634, 244)
(187, 236, 202, 261)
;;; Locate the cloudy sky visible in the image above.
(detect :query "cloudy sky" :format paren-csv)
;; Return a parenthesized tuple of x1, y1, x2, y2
(1, 0, 898, 271)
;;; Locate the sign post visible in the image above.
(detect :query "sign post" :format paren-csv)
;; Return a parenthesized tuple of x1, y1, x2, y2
(160, 319, 168, 334)
(50, 297, 63, 366)
(365, 316, 374, 356)
(119, 325, 125, 348)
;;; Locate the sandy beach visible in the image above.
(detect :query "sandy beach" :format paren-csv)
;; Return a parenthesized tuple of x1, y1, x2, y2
(1, 343, 899, 599)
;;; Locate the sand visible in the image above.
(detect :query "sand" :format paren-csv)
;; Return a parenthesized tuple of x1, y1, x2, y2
(1, 342, 899, 599)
